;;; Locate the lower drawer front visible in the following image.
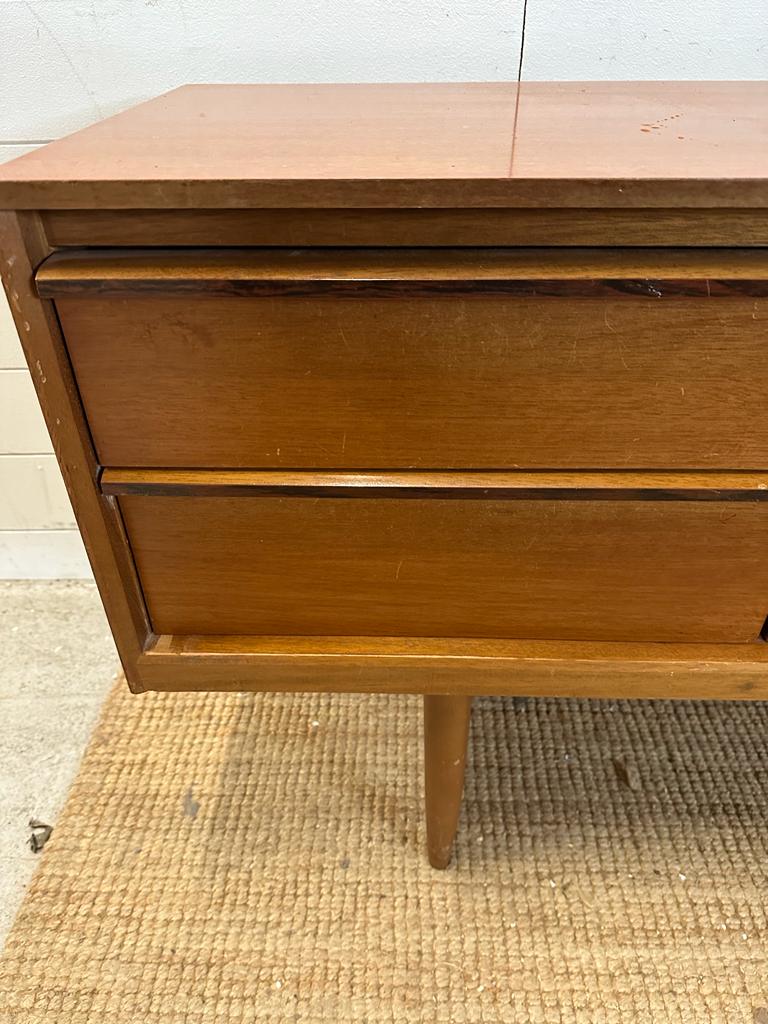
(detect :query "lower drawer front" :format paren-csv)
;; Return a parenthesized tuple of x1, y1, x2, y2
(118, 494, 768, 642)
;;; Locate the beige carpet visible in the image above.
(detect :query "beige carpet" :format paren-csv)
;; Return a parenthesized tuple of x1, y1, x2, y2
(1, 682, 767, 1023)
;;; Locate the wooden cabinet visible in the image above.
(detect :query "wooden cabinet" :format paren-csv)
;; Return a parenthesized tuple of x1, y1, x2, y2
(2, 82, 768, 867)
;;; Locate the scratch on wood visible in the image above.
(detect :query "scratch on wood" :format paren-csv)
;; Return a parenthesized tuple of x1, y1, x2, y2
(338, 325, 352, 353)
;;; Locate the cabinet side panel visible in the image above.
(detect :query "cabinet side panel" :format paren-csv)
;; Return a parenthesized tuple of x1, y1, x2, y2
(0, 211, 151, 689)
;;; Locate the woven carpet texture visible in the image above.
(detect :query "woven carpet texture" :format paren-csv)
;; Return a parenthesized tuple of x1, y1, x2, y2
(0, 682, 766, 1022)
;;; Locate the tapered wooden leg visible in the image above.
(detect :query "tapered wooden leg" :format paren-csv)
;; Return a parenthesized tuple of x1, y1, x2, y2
(423, 694, 473, 869)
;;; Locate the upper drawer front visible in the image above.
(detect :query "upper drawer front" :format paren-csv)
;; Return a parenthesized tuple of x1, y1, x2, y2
(40, 248, 768, 470)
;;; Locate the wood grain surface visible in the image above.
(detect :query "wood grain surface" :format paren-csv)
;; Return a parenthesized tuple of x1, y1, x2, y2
(118, 493, 768, 643)
(138, 633, 768, 699)
(1, 82, 767, 209)
(41, 208, 768, 249)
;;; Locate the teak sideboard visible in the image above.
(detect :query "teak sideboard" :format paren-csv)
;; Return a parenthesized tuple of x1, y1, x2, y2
(2, 82, 768, 867)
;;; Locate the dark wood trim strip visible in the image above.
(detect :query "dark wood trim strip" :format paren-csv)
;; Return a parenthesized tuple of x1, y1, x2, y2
(37, 276, 768, 299)
(35, 247, 768, 298)
(101, 469, 768, 502)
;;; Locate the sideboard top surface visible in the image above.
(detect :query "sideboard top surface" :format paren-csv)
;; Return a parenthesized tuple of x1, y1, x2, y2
(0, 82, 766, 210)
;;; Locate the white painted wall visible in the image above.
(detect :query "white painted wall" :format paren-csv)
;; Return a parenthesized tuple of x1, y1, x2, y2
(0, 0, 765, 576)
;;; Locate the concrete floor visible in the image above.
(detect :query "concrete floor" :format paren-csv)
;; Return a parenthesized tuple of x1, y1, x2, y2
(0, 581, 118, 948)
